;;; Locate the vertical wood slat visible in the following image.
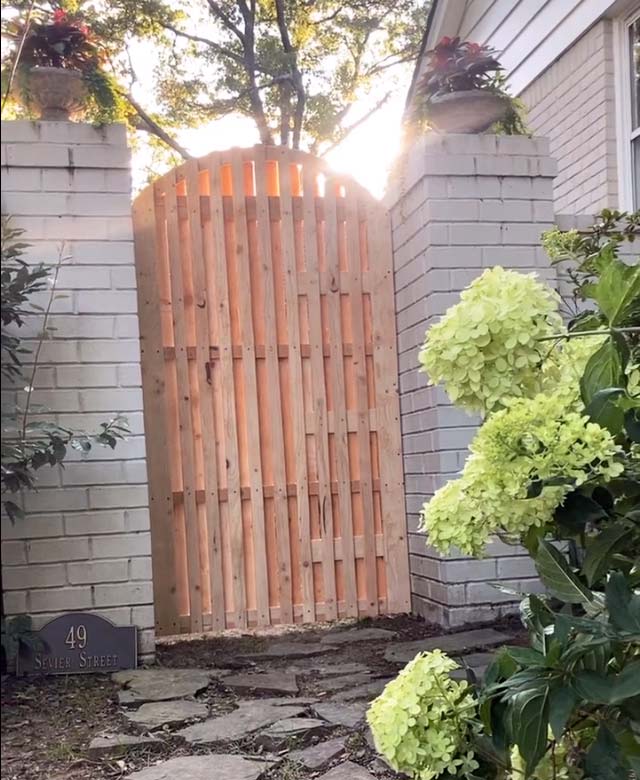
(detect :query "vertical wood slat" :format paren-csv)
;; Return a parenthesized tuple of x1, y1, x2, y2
(272, 146, 317, 622)
(252, 147, 293, 623)
(344, 187, 378, 616)
(230, 148, 271, 627)
(158, 172, 203, 633)
(133, 145, 409, 634)
(367, 200, 412, 613)
(183, 159, 225, 631)
(206, 156, 247, 628)
(132, 187, 180, 635)
(321, 179, 347, 621)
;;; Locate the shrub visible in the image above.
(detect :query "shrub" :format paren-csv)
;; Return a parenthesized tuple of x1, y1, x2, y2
(370, 210, 640, 780)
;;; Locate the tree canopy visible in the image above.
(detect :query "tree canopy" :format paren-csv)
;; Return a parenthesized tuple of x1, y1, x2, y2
(2, 0, 428, 165)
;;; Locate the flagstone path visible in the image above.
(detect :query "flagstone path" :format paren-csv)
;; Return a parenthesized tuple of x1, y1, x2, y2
(85, 621, 515, 779)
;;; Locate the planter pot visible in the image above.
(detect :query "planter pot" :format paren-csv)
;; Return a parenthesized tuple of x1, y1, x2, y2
(18, 66, 87, 121)
(427, 90, 509, 133)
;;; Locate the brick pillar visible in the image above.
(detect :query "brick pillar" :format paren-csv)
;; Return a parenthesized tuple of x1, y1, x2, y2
(1, 121, 154, 660)
(388, 133, 558, 626)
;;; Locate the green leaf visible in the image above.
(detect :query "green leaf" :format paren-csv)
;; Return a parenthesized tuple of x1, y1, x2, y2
(580, 339, 625, 406)
(584, 387, 625, 434)
(548, 684, 577, 740)
(625, 407, 640, 442)
(581, 524, 634, 586)
(554, 491, 609, 535)
(510, 686, 549, 777)
(535, 540, 594, 605)
(573, 662, 640, 703)
(503, 647, 546, 667)
(585, 726, 630, 780)
(584, 256, 640, 326)
(606, 571, 640, 632)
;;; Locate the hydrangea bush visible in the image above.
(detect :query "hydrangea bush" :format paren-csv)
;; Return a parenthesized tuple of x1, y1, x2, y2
(422, 393, 624, 555)
(368, 211, 640, 780)
(418, 266, 562, 414)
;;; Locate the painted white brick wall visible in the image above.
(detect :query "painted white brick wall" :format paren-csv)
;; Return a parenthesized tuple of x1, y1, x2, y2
(388, 133, 557, 626)
(1, 121, 154, 660)
(520, 20, 618, 215)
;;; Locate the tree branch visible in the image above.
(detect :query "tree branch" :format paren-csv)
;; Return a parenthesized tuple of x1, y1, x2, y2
(274, 0, 306, 148)
(124, 92, 193, 160)
(206, 0, 245, 44)
(160, 21, 248, 68)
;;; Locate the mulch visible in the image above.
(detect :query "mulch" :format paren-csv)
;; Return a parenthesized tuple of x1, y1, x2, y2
(1, 614, 524, 780)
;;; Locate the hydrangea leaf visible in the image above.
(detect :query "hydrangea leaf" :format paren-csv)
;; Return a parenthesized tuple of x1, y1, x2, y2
(534, 540, 594, 605)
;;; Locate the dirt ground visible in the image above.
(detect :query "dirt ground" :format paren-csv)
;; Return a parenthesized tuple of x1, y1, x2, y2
(0, 614, 523, 780)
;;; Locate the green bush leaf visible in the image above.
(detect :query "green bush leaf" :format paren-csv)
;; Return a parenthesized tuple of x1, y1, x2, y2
(535, 540, 594, 604)
(573, 662, 640, 704)
(582, 524, 634, 586)
(606, 571, 640, 632)
(584, 387, 625, 434)
(548, 685, 577, 740)
(625, 407, 640, 442)
(584, 256, 640, 326)
(580, 339, 625, 406)
(510, 687, 549, 777)
(554, 491, 609, 535)
(585, 726, 630, 780)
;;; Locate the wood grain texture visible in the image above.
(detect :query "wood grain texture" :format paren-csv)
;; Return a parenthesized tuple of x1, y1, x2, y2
(133, 145, 408, 635)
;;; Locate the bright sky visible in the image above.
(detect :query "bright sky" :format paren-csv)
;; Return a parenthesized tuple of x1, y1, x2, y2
(129, 42, 410, 200)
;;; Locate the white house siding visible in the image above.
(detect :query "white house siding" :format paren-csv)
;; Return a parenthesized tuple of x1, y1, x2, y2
(413, 0, 626, 214)
(520, 21, 619, 213)
(456, 0, 614, 96)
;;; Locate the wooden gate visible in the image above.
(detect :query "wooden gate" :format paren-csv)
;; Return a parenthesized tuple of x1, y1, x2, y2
(132, 145, 410, 636)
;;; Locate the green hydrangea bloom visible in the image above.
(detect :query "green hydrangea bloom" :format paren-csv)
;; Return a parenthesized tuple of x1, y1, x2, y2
(542, 334, 606, 400)
(419, 267, 563, 414)
(421, 393, 624, 556)
(367, 650, 479, 780)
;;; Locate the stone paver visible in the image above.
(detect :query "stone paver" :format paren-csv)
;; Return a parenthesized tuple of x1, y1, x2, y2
(331, 678, 391, 702)
(125, 700, 209, 729)
(315, 671, 372, 693)
(176, 700, 306, 744)
(289, 736, 346, 769)
(451, 651, 494, 680)
(113, 669, 213, 704)
(243, 642, 339, 660)
(88, 734, 162, 757)
(318, 760, 375, 779)
(298, 661, 370, 677)
(320, 627, 398, 645)
(383, 629, 512, 665)
(255, 717, 330, 750)
(260, 697, 318, 707)
(126, 754, 272, 780)
(223, 670, 299, 695)
(313, 701, 369, 728)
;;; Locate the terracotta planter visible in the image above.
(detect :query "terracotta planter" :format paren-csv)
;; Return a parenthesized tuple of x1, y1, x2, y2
(427, 89, 509, 133)
(18, 66, 87, 121)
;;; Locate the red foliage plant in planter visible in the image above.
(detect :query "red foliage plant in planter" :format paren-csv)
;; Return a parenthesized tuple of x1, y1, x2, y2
(411, 36, 525, 134)
(3, 9, 123, 122)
